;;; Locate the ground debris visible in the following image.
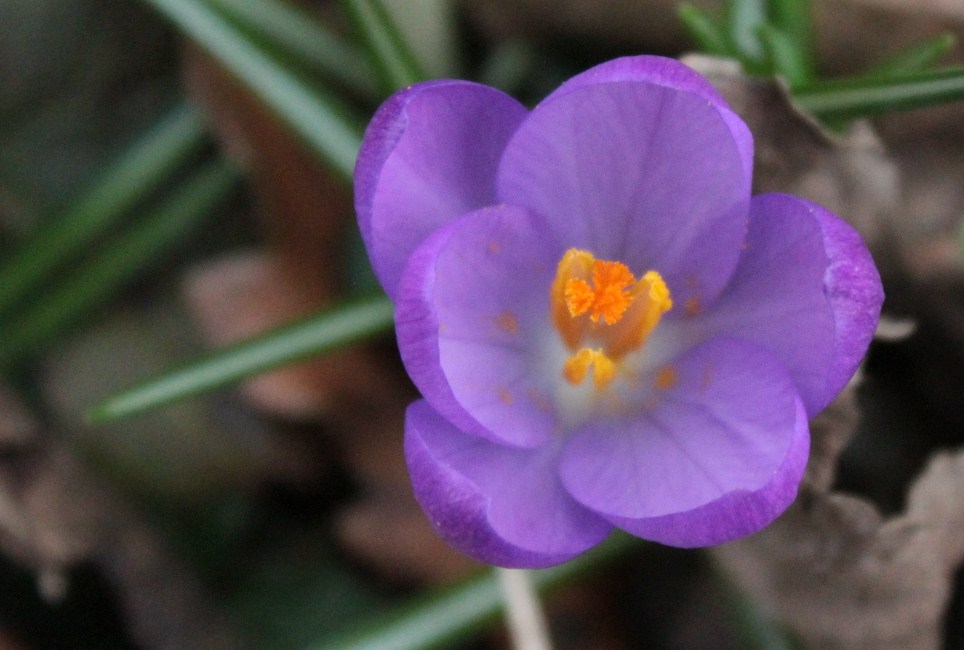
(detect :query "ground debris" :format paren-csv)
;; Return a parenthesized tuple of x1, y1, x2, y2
(715, 386, 964, 649)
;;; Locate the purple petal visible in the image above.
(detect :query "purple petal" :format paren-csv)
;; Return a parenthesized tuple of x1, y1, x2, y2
(544, 55, 730, 105)
(542, 55, 753, 184)
(497, 77, 749, 308)
(406, 400, 612, 568)
(810, 199, 884, 409)
(559, 338, 809, 547)
(354, 80, 527, 298)
(395, 205, 564, 448)
(694, 194, 882, 416)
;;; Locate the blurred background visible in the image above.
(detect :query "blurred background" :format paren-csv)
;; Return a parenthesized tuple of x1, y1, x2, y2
(1, 0, 964, 648)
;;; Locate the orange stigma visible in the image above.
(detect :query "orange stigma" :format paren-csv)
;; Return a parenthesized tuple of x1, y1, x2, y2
(564, 259, 636, 324)
(551, 249, 672, 389)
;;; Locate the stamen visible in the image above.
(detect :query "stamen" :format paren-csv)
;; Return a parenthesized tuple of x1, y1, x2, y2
(563, 348, 617, 389)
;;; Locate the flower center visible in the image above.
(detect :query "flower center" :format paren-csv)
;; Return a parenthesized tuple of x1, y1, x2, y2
(550, 249, 672, 389)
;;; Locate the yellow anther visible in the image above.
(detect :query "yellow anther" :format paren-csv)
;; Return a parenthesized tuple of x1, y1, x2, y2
(563, 348, 617, 389)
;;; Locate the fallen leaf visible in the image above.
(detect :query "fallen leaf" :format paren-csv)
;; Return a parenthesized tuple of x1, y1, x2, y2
(335, 493, 479, 585)
(714, 385, 964, 649)
(682, 54, 898, 247)
(42, 299, 312, 503)
(0, 383, 240, 649)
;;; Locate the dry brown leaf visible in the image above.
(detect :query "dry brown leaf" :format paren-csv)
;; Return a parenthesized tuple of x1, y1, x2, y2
(682, 55, 898, 246)
(803, 384, 862, 493)
(181, 44, 405, 423)
(714, 386, 964, 649)
(182, 250, 394, 420)
(335, 493, 479, 585)
(42, 302, 311, 503)
(889, 138, 964, 279)
(324, 365, 479, 584)
(0, 384, 239, 649)
(182, 45, 353, 298)
(0, 385, 104, 597)
(854, 0, 964, 21)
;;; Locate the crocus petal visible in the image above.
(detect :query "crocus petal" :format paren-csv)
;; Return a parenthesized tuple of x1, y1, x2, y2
(542, 55, 753, 185)
(559, 338, 809, 547)
(395, 205, 564, 448)
(692, 194, 883, 416)
(354, 80, 527, 298)
(545, 55, 729, 105)
(497, 78, 749, 308)
(810, 198, 884, 409)
(406, 400, 613, 568)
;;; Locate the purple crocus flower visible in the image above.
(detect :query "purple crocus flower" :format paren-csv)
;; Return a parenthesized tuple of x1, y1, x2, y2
(354, 56, 883, 568)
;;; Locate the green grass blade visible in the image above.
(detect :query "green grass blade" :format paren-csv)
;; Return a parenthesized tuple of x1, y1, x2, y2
(382, 0, 459, 79)
(87, 294, 394, 422)
(678, 3, 732, 57)
(0, 103, 205, 318)
(0, 160, 239, 369)
(319, 533, 637, 650)
(759, 23, 810, 88)
(767, 0, 814, 78)
(796, 66, 964, 121)
(726, 0, 769, 69)
(340, 0, 427, 93)
(866, 33, 957, 78)
(205, 0, 378, 97)
(141, 0, 363, 179)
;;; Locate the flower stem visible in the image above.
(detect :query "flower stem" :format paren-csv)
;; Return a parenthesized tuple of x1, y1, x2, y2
(497, 568, 553, 650)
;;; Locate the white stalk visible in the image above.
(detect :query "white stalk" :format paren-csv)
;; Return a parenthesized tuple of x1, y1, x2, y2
(497, 567, 553, 650)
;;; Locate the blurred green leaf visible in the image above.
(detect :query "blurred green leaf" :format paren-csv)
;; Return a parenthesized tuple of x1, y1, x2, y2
(477, 40, 539, 95)
(141, 0, 363, 179)
(678, 3, 733, 57)
(320, 533, 637, 650)
(767, 0, 814, 78)
(205, 0, 378, 97)
(0, 159, 239, 368)
(726, 0, 769, 70)
(381, 0, 459, 79)
(709, 556, 794, 650)
(796, 66, 964, 121)
(229, 533, 390, 650)
(87, 294, 394, 422)
(341, 0, 427, 93)
(759, 23, 810, 88)
(0, 103, 206, 319)
(866, 33, 958, 78)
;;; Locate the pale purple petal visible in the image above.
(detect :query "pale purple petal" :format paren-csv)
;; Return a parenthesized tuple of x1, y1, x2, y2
(810, 198, 884, 409)
(688, 193, 835, 415)
(692, 194, 882, 416)
(559, 338, 809, 547)
(497, 79, 749, 307)
(354, 80, 527, 298)
(406, 400, 612, 568)
(544, 55, 730, 105)
(395, 205, 564, 448)
(541, 55, 753, 184)
(612, 396, 807, 547)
